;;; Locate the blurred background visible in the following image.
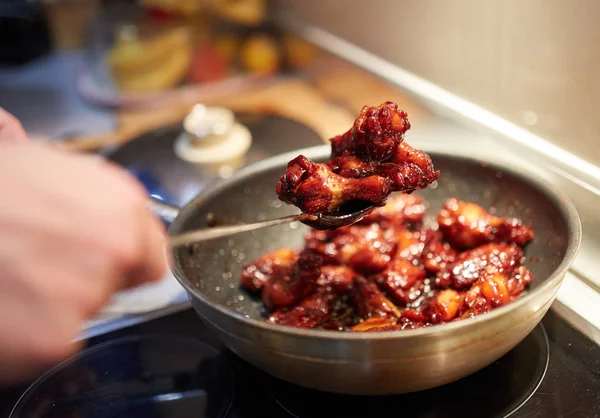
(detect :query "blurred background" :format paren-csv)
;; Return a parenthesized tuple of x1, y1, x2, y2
(1, 0, 598, 166)
(0, 0, 328, 144)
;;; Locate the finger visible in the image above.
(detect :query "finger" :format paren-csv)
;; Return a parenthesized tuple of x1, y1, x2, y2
(0, 107, 28, 142)
(121, 205, 168, 290)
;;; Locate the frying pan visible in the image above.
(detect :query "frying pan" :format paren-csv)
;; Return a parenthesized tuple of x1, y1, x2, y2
(152, 144, 581, 395)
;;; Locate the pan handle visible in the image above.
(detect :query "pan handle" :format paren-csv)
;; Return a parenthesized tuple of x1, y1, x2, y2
(148, 196, 180, 227)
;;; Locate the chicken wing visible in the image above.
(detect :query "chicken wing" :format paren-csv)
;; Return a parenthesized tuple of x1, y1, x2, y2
(241, 248, 299, 292)
(275, 101, 439, 214)
(437, 243, 524, 289)
(267, 286, 337, 328)
(351, 276, 401, 319)
(421, 231, 458, 274)
(356, 193, 426, 227)
(330, 101, 411, 162)
(305, 223, 397, 274)
(437, 198, 535, 249)
(372, 228, 428, 305)
(421, 289, 464, 324)
(261, 250, 322, 309)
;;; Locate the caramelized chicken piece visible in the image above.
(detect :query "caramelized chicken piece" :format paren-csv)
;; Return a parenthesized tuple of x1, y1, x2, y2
(326, 150, 438, 195)
(460, 272, 514, 318)
(317, 265, 356, 292)
(268, 287, 336, 328)
(395, 228, 429, 261)
(507, 265, 533, 300)
(399, 308, 427, 323)
(421, 231, 458, 274)
(388, 142, 438, 181)
(356, 193, 426, 227)
(276, 155, 395, 214)
(351, 276, 401, 319)
(330, 101, 411, 162)
(317, 296, 358, 331)
(437, 243, 523, 289)
(480, 273, 510, 307)
(394, 309, 428, 330)
(373, 228, 428, 305)
(375, 261, 427, 306)
(421, 289, 463, 324)
(261, 250, 322, 309)
(437, 198, 535, 249)
(240, 249, 299, 292)
(276, 101, 438, 214)
(305, 224, 396, 274)
(459, 284, 491, 319)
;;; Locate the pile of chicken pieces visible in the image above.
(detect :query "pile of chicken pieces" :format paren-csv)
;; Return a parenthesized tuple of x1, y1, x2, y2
(240, 194, 535, 331)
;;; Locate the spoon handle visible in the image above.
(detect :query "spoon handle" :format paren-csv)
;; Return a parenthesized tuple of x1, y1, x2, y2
(168, 214, 312, 247)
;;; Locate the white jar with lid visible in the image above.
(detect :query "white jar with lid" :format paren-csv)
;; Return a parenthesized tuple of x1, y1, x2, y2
(174, 104, 252, 178)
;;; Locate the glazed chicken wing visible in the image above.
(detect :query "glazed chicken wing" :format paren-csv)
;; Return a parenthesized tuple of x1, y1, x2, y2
(305, 223, 397, 274)
(459, 271, 519, 319)
(372, 228, 428, 305)
(437, 198, 535, 249)
(421, 231, 458, 274)
(356, 193, 426, 227)
(330, 101, 411, 161)
(241, 248, 299, 292)
(437, 243, 523, 289)
(261, 250, 322, 309)
(317, 265, 356, 292)
(276, 155, 396, 214)
(421, 289, 463, 324)
(267, 286, 336, 328)
(351, 276, 401, 319)
(276, 102, 439, 214)
(507, 265, 533, 300)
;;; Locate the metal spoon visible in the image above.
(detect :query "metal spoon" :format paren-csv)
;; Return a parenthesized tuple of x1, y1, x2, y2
(167, 201, 374, 247)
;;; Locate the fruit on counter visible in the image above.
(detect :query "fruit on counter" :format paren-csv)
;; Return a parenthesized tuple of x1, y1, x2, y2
(239, 33, 281, 74)
(188, 42, 229, 83)
(108, 26, 193, 92)
(140, 0, 202, 17)
(208, 0, 266, 26)
(283, 35, 319, 70)
(213, 35, 240, 65)
(114, 46, 192, 92)
(108, 26, 191, 76)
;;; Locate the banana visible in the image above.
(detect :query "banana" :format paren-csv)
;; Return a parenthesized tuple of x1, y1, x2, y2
(108, 26, 192, 79)
(113, 45, 192, 92)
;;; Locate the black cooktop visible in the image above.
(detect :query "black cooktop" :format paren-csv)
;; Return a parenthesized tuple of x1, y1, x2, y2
(1, 308, 598, 418)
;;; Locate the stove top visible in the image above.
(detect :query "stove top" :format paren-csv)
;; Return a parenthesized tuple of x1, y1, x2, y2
(2, 308, 598, 418)
(1, 111, 597, 417)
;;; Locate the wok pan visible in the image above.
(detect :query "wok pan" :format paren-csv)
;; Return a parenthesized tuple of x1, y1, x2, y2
(153, 144, 581, 395)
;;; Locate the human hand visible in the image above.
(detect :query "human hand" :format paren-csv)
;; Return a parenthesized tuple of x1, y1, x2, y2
(0, 107, 28, 142)
(0, 140, 168, 385)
